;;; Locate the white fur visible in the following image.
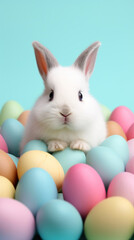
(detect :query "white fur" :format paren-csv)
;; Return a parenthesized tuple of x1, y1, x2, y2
(21, 65, 107, 152)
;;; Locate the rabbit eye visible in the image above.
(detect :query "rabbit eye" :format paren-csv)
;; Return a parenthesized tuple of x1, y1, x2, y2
(78, 91, 83, 101)
(49, 90, 54, 101)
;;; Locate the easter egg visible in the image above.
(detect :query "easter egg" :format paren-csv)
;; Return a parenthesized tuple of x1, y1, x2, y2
(17, 150, 64, 190)
(84, 197, 134, 240)
(0, 100, 24, 126)
(36, 199, 83, 240)
(8, 153, 19, 167)
(100, 104, 111, 121)
(53, 147, 86, 174)
(0, 150, 18, 186)
(109, 106, 134, 134)
(0, 134, 8, 152)
(17, 110, 30, 126)
(126, 157, 134, 174)
(15, 168, 57, 215)
(128, 139, 134, 159)
(101, 135, 129, 166)
(21, 140, 48, 154)
(1, 118, 24, 157)
(86, 146, 124, 188)
(106, 120, 127, 140)
(107, 172, 134, 205)
(0, 198, 35, 240)
(0, 176, 15, 198)
(62, 163, 106, 218)
(126, 123, 134, 140)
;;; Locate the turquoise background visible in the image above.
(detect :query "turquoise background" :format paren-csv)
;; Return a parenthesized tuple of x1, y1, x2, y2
(0, 0, 134, 112)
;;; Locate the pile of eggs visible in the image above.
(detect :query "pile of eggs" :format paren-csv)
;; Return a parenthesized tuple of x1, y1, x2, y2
(1, 100, 134, 240)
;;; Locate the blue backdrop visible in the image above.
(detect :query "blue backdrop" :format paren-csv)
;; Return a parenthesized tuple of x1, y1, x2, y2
(0, 0, 134, 112)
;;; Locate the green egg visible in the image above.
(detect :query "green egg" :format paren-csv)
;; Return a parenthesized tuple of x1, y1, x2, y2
(0, 100, 24, 126)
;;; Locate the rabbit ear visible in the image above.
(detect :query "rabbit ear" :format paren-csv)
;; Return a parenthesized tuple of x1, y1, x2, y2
(74, 41, 101, 80)
(32, 41, 59, 81)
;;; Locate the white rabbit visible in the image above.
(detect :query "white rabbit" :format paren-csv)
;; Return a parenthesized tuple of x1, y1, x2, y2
(20, 41, 107, 152)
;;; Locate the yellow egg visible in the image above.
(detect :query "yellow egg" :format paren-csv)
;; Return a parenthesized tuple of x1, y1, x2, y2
(0, 176, 15, 198)
(17, 150, 64, 191)
(84, 197, 134, 240)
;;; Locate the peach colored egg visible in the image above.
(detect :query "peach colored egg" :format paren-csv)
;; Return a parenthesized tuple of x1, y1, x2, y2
(107, 121, 127, 140)
(18, 110, 30, 126)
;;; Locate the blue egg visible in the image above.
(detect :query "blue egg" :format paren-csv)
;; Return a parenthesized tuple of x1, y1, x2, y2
(101, 135, 129, 166)
(8, 153, 19, 167)
(86, 146, 125, 188)
(36, 199, 83, 240)
(52, 147, 86, 174)
(1, 118, 24, 157)
(22, 140, 48, 154)
(15, 168, 57, 215)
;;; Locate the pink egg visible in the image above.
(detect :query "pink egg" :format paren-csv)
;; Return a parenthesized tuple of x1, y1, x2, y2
(127, 139, 134, 159)
(126, 157, 134, 174)
(109, 106, 134, 134)
(0, 134, 8, 152)
(0, 198, 35, 240)
(126, 123, 134, 140)
(62, 163, 106, 219)
(107, 172, 134, 205)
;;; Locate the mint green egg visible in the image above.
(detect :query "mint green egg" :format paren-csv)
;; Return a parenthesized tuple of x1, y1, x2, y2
(22, 140, 48, 155)
(52, 148, 86, 174)
(100, 104, 111, 121)
(0, 100, 24, 126)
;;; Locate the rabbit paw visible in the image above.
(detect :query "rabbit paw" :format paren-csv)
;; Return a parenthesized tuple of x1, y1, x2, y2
(70, 140, 91, 152)
(48, 140, 68, 152)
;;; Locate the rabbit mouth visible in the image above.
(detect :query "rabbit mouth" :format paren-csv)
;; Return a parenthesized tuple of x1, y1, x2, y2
(60, 112, 71, 126)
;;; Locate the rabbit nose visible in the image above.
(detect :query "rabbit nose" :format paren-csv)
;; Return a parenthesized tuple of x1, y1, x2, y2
(60, 105, 71, 117)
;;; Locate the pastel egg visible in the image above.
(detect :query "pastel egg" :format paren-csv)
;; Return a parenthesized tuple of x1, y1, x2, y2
(0, 134, 8, 152)
(0, 100, 24, 126)
(127, 139, 134, 159)
(109, 106, 134, 134)
(21, 139, 48, 154)
(107, 120, 127, 140)
(84, 197, 134, 240)
(101, 135, 129, 166)
(100, 104, 111, 121)
(86, 146, 124, 188)
(52, 147, 86, 174)
(36, 199, 83, 240)
(1, 118, 24, 157)
(62, 163, 106, 219)
(0, 176, 15, 198)
(17, 150, 64, 190)
(17, 110, 30, 126)
(0, 150, 18, 186)
(0, 198, 35, 240)
(126, 123, 134, 140)
(8, 153, 19, 167)
(107, 172, 134, 205)
(126, 157, 134, 174)
(15, 168, 57, 215)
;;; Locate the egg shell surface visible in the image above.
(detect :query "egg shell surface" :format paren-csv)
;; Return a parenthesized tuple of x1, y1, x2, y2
(52, 147, 86, 174)
(21, 140, 48, 154)
(107, 172, 134, 205)
(86, 146, 124, 188)
(1, 118, 24, 157)
(0, 198, 35, 240)
(84, 196, 134, 240)
(0, 150, 18, 186)
(17, 110, 30, 126)
(100, 135, 129, 166)
(15, 168, 58, 215)
(126, 123, 134, 140)
(36, 199, 83, 240)
(106, 121, 127, 140)
(109, 106, 134, 134)
(0, 100, 24, 126)
(62, 163, 106, 219)
(8, 153, 19, 167)
(17, 150, 64, 190)
(128, 139, 134, 160)
(0, 134, 8, 152)
(0, 176, 15, 198)
(100, 104, 111, 121)
(126, 157, 134, 174)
